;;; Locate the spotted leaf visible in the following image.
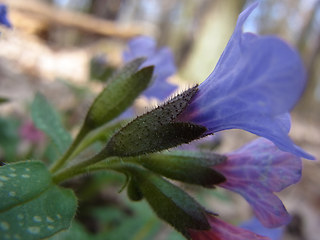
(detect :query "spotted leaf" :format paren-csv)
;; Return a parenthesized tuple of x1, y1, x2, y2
(0, 161, 77, 240)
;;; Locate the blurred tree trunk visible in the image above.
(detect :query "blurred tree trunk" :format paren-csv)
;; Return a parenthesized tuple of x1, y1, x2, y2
(159, 0, 210, 66)
(180, 0, 246, 83)
(295, 1, 320, 120)
(90, 0, 123, 20)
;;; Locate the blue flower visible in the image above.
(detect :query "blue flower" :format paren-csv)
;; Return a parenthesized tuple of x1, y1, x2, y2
(240, 217, 284, 240)
(214, 138, 301, 228)
(123, 36, 177, 101)
(0, 4, 12, 28)
(177, 3, 314, 159)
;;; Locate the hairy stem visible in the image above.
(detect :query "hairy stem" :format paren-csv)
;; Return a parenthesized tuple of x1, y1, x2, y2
(52, 148, 113, 183)
(50, 126, 90, 173)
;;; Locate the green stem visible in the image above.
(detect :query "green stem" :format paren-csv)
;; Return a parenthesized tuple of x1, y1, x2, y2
(67, 121, 125, 161)
(52, 148, 113, 183)
(50, 126, 90, 173)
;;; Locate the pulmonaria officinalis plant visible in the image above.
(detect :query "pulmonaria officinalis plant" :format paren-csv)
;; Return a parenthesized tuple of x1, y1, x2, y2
(0, 2, 315, 240)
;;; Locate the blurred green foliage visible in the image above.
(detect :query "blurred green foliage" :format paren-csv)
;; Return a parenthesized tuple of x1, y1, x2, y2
(0, 117, 20, 162)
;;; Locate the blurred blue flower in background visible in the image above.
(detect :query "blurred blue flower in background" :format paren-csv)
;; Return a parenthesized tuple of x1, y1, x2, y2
(0, 4, 12, 28)
(123, 36, 178, 101)
(118, 36, 178, 120)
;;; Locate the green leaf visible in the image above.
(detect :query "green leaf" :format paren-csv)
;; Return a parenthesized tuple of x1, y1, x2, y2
(84, 58, 153, 129)
(31, 93, 72, 155)
(0, 161, 77, 240)
(95, 201, 161, 240)
(92, 207, 126, 225)
(0, 162, 51, 211)
(48, 221, 91, 240)
(138, 151, 226, 187)
(125, 165, 210, 237)
(44, 143, 61, 164)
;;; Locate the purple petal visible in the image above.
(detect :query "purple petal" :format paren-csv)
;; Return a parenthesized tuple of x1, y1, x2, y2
(123, 36, 177, 101)
(214, 138, 301, 227)
(227, 137, 302, 191)
(222, 180, 291, 228)
(0, 4, 12, 28)
(123, 37, 156, 60)
(240, 217, 284, 240)
(188, 214, 270, 240)
(117, 107, 135, 120)
(177, 3, 314, 159)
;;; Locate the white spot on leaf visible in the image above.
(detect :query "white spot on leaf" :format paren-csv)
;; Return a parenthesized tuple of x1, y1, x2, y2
(9, 191, 16, 197)
(47, 225, 54, 230)
(0, 176, 9, 181)
(13, 234, 21, 239)
(27, 226, 40, 234)
(46, 217, 54, 223)
(33, 216, 42, 222)
(0, 221, 10, 230)
(22, 174, 30, 178)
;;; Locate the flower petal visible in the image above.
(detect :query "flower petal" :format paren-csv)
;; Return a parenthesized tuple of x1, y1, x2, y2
(123, 36, 156, 60)
(123, 36, 177, 100)
(223, 181, 291, 228)
(214, 138, 301, 227)
(228, 138, 302, 191)
(240, 217, 284, 240)
(188, 214, 270, 240)
(177, 3, 314, 159)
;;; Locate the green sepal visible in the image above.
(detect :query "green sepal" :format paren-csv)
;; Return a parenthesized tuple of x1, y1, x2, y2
(105, 122, 206, 157)
(122, 164, 210, 237)
(127, 178, 144, 201)
(0, 161, 77, 240)
(103, 86, 207, 157)
(84, 58, 153, 129)
(138, 151, 226, 187)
